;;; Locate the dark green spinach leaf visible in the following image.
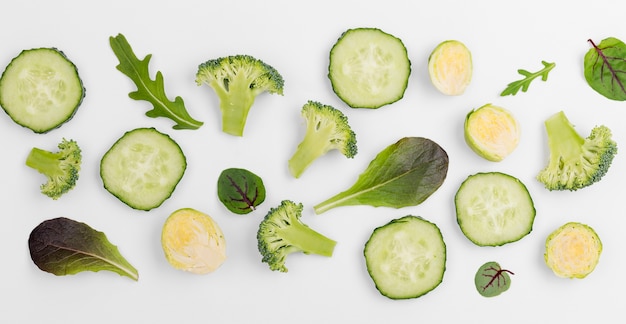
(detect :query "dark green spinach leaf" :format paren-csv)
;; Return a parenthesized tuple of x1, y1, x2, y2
(314, 137, 449, 214)
(28, 217, 138, 280)
(584, 37, 626, 101)
(217, 168, 266, 214)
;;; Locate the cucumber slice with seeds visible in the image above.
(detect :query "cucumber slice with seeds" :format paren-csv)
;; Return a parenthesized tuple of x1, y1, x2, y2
(364, 215, 446, 300)
(100, 128, 186, 211)
(455, 172, 535, 246)
(0, 48, 85, 133)
(329, 28, 411, 109)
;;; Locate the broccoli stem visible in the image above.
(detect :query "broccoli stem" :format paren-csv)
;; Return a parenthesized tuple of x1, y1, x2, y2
(545, 111, 584, 159)
(25, 148, 63, 177)
(288, 127, 333, 178)
(279, 220, 336, 257)
(218, 74, 256, 137)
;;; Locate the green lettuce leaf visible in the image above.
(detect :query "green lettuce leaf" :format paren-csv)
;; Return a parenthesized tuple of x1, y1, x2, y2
(110, 33, 204, 130)
(28, 217, 139, 281)
(314, 137, 449, 214)
(584, 37, 626, 101)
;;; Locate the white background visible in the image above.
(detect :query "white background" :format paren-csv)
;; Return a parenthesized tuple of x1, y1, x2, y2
(1, 0, 624, 323)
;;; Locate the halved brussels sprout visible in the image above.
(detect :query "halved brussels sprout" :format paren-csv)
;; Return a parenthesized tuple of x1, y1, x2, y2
(161, 208, 227, 274)
(428, 40, 472, 95)
(545, 222, 602, 279)
(464, 104, 520, 162)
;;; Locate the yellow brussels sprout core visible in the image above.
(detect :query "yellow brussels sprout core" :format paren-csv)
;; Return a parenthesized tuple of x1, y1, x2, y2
(544, 222, 602, 279)
(161, 208, 226, 274)
(428, 40, 472, 95)
(464, 104, 520, 162)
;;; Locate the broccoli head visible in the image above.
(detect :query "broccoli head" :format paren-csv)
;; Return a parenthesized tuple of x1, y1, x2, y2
(537, 111, 617, 191)
(257, 200, 336, 272)
(195, 54, 284, 136)
(25, 138, 82, 199)
(288, 100, 357, 178)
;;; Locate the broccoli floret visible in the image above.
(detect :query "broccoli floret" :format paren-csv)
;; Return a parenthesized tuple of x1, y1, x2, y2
(288, 100, 357, 178)
(537, 111, 617, 191)
(195, 54, 284, 136)
(25, 138, 82, 200)
(257, 200, 336, 272)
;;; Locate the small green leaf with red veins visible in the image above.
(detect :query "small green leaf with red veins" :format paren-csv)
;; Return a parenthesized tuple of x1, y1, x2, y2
(217, 168, 266, 214)
(474, 261, 514, 297)
(584, 37, 626, 101)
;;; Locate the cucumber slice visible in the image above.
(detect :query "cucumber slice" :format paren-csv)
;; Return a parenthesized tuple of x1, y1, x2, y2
(455, 172, 535, 246)
(364, 216, 446, 300)
(329, 28, 411, 109)
(100, 128, 186, 211)
(0, 48, 85, 133)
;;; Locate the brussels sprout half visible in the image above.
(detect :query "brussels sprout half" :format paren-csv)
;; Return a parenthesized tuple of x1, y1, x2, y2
(161, 208, 227, 274)
(464, 104, 520, 162)
(428, 40, 472, 95)
(545, 222, 602, 279)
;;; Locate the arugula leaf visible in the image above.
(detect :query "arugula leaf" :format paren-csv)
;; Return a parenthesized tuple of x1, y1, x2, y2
(109, 33, 203, 130)
(28, 217, 139, 281)
(313, 137, 449, 214)
(500, 61, 555, 96)
(474, 261, 513, 297)
(217, 168, 266, 214)
(584, 37, 626, 101)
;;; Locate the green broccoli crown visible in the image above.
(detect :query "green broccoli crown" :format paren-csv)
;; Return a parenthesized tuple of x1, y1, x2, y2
(195, 55, 284, 136)
(256, 200, 336, 272)
(537, 111, 617, 191)
(288, 100, 358, 178)
(25, 138, 82, 199)
(196, 54, 284, 95)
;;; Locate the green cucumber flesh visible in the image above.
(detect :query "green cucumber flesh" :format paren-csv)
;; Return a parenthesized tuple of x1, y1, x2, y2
(100, 128, 186, 211)
(364, 216, 446, 300)
(0, 48, 84, 133)
(455, 172, 535, 246)
(329, 27, 411, 109)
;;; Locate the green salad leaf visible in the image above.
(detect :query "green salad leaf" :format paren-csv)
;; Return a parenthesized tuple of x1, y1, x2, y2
(474, 261, 513, 297)
(584, 37, 626, 101)
(217, 168, 266, 214)
(110, 33, 203, 130)
(28, 217, 139, 281)
(314, 137, 449, 214)
(500, 61, 555, 96)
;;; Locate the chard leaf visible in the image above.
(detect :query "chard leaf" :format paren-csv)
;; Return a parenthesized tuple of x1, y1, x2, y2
(474, 261, 514, 297)
(314, 137, 448, 214)
(110, 33, 204, 129)
(584, 37, 626, 101)
(217, 168, 266, 214)
(28, 217, 139, 281)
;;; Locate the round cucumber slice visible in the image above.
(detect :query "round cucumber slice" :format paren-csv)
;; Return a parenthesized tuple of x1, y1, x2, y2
(455, 172, 535, 246)
(364, 215, 446, 300)
(100, 128, 186, 211)
(0, 48, 85, 133)
(329, 27, 411, 109)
